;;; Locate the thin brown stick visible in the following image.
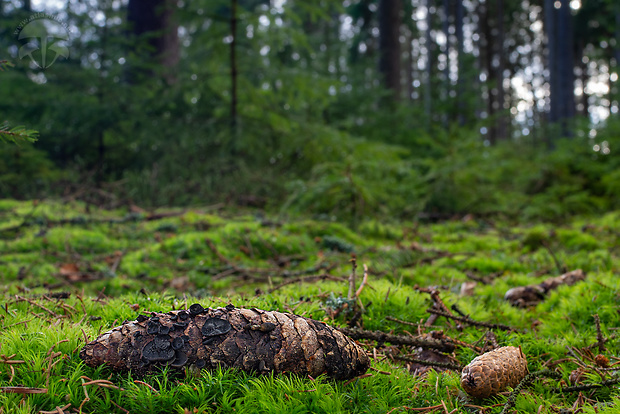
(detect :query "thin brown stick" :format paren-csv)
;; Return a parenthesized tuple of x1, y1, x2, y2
(2, 318, 33, 329)
(109, 400, 130, 414)
(134, 380, 159, 394)
(47, 339, 70, 356)
(45, 351, 65, 388)
(80, 376, 125, 391)
(0, 386, 47, 394)
(540, 240, 565, 274)
(78, 378, 90, 414)
(343, 373, 373, 386)
(268, 274, 347, 294)
(42, 296, 76, 318)
(206, 238, 253, 280)
(386, 316, 420, 328)
(355, 264, 369, 298)
(348, 255, 357, 300)
(593, 314, 606, 353)
(337, 327, 455, 353)
(110, 251, 123, 274)
(38, 404, 71, 414)
(0, 355, 25, 365)
(14, 296, 61, 318)
(392, 355, 463, 371)
(585, 333, 617, 351)
(554, 377, 620, 393)
(426, 308, 513, 331)
(368, 367, 391, 375)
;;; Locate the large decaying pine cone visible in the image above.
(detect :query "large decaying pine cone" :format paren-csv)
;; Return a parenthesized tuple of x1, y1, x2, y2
(460, 346, 528, 399)
(80, 304, 370, 380)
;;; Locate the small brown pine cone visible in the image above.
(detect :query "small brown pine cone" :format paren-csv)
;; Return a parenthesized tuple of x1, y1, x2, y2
(595, 354, 610, 368)
(461, 346, 528, 399)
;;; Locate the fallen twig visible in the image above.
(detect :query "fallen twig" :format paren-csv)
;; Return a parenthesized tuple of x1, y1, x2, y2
(426, 309, 513, 331)
(38, 403, 71, 414)
(268, 274, 347, 294)
(14, 295, 62, 318)
(0, 386, 47, 394)
(593, 314, 606, 353)
(109, 400, 130, 413)
(504, 269, 585, 307)
(348, 255, 357, 300)
(355, 264, 369, 298)
(385, 316, 419, 328)
(134, 380, 159, 394)
(343, 372, 373, 386)
(392, 355, 463, 371)
(336, 327, 456, 353)
(541, 240, 565, 274)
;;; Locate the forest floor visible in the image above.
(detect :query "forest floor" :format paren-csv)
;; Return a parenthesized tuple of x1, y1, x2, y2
(1, 199, 620, 413)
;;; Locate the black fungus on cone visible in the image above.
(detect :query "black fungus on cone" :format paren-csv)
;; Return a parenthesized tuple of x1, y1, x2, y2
(80, 305, 370, 380)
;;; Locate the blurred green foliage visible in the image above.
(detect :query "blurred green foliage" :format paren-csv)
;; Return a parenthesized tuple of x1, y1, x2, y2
(0, 0, 619, 223)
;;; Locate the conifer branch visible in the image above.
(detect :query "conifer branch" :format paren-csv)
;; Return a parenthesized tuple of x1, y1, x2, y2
(0, 122, 39, 144)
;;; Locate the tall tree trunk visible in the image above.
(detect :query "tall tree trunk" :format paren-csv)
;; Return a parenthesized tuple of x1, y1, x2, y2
(495, 0, 506, 141)
(614, 3, 620, 110)
(442, 0, 450, 101)
(479, 1, 497, 144)
(127, 0, 179, 83)
(557, 0, 575, 130)
(575, 40, 589, 117)
(455, 0, 464, 125)
(545, 0, 574, 138)
(97, 18, 108, 186)
(544, 0, 557, 126)
(616, 4, 620, 74)
(424, 0, 433, 123)
(230, 0, 238, 132)
(406, 25, 414, 101)
(378, 0, 402, 100)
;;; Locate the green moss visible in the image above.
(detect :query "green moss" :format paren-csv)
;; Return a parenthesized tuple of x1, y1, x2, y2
(3, 200, 620, 412)
(556, 228, 602, 250)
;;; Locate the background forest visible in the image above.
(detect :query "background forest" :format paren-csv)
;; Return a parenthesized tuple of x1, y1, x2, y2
(1, 0, 620, 222)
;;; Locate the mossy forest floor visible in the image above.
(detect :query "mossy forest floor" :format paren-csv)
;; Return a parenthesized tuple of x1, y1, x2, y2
(1, 199, 620, 413)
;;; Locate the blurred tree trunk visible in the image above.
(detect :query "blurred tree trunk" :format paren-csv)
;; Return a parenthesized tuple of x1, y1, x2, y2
(613, 4, 620, 109)
(557, 0, 575, 128)
(495, 0, 506, 140)
(479, 1, 495, 144)
(424, 0, 433, 122)
(479, 0, 507, 144)
(575, 40, 589, 117)
(127, 0, 179, 83)
(230, 0, 237, 131)
(455, 0, 464, 125)
(442, 0, 450, 102)
(378, 0, 402, 100)
(616, 5, 620, 73)
(545, 0, 574, 137)
(406, 24, 414, 101)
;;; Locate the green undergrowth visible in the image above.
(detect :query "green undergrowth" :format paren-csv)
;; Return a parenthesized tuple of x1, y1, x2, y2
(2, 199, 620, 413)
